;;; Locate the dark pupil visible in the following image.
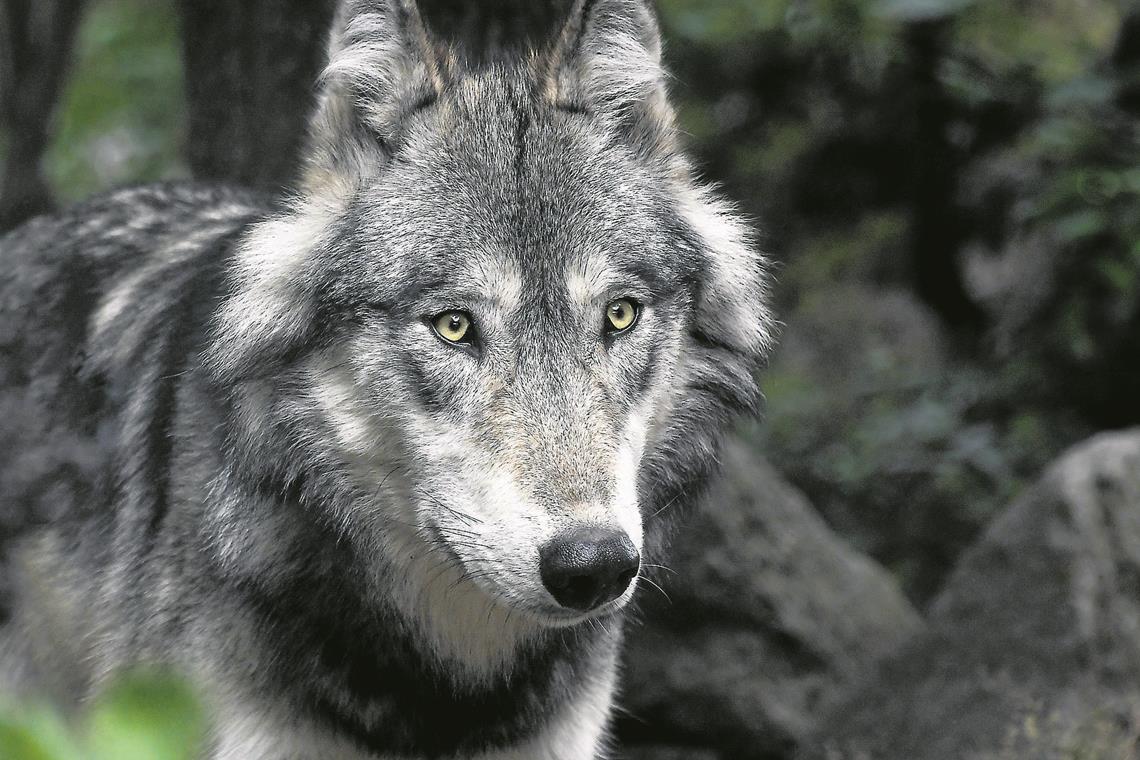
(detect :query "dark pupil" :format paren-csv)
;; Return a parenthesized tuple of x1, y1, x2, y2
(448, 315, 463, 331)
(611, 304, 625, 319)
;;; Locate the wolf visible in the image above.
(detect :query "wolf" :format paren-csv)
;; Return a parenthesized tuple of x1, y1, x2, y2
(0, 0, 773, 757)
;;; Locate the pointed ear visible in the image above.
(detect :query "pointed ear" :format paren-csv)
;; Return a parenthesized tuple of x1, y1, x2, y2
(543, 0, 676, 156)
(304, 0, 447, 189)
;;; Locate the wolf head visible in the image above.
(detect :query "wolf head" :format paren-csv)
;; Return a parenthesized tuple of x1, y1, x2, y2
(206, 0, 773, 658)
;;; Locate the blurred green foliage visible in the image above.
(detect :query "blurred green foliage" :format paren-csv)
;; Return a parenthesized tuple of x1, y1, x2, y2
(0, 671, 203, 760)
(44, 0, 186, 201)
(659, 0, 1137, 600)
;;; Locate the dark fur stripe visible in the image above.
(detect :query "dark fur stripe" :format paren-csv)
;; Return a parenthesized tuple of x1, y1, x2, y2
(226, 552, 609, 758)
(140, 228, 251, 543)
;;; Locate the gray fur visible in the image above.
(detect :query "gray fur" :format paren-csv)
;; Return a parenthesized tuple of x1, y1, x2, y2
(0, 1, 774, 757)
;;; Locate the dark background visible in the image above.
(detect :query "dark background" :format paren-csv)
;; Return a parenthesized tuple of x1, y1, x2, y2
(2, 1, 1140, 758)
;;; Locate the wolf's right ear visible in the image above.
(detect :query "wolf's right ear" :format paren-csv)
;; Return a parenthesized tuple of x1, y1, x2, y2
(304, 0, 446, 190)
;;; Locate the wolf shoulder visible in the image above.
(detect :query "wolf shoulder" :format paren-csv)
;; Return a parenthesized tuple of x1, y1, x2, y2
(0, 182, 270, 544)
(0, 182, 271, 349)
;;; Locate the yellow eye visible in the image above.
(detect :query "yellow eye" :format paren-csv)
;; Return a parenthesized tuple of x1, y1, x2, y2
(605, 298, 639, 333)
(432, 311, 472, 344)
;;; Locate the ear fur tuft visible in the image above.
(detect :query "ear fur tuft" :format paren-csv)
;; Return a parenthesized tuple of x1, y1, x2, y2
(544, 0, 676, 156)
(304, 0, 446, 189)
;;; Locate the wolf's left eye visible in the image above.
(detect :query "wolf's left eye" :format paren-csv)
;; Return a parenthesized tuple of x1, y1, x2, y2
(604, 298, 640, 334)
(431, 311, 474, 344)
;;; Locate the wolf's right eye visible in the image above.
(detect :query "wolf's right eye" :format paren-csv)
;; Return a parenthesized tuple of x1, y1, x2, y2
(431, 311, 474, 345)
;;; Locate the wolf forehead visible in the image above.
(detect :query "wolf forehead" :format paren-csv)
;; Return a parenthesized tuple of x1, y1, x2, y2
(310, 76, 705, 313)
(210, 0, 773, 385)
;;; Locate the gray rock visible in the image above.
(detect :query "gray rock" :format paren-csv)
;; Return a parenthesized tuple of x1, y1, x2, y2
(756, 282, 1023, 604)
(620, 748, 719, 760)
(807, 429, 1140, 760)
(618, 438, 922, 759)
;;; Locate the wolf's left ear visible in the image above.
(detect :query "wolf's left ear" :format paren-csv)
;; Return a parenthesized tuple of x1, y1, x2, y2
(305, 0, 447, 189)
(544, 0, 676, 156)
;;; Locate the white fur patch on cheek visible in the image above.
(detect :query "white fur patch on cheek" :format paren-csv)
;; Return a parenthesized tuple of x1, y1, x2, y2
(413, 440, 558, 606)
(469, 461, 529, 523)
(403, 408, 477, 467)
(402, 416, 542, 539)
(308, 358, 376, 456)
(611, 409, 648, 551)
(461, 459, 554, 591)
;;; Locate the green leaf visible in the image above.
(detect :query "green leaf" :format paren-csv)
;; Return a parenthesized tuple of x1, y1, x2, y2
(0, 707, 84, 760)
(44, 0, 187, 200)
(658, 0, 792, 42)
(1053, 209, 1108, 243)
(1096, 258, 1137, 292)
(873, 0, 974, 22)
(86, 671, 205, 760)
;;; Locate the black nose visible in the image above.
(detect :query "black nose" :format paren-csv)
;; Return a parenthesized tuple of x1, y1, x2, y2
(539, 528, 640, 612)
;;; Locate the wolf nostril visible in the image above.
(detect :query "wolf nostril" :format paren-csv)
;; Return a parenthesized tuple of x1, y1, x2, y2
(557, 574, 596, 600)
(615, 567, 636, 590)
(539, 527, 640, 612)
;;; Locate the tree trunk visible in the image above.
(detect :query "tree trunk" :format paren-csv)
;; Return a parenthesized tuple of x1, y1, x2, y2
(0, 0, 85, 231)
(175, 0, 572, 192)
(905, 19, 987, 345)
(175, 0, 337, 192)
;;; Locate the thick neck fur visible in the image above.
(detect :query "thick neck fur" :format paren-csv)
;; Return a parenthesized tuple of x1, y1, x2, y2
(206, 476, 616, 758)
